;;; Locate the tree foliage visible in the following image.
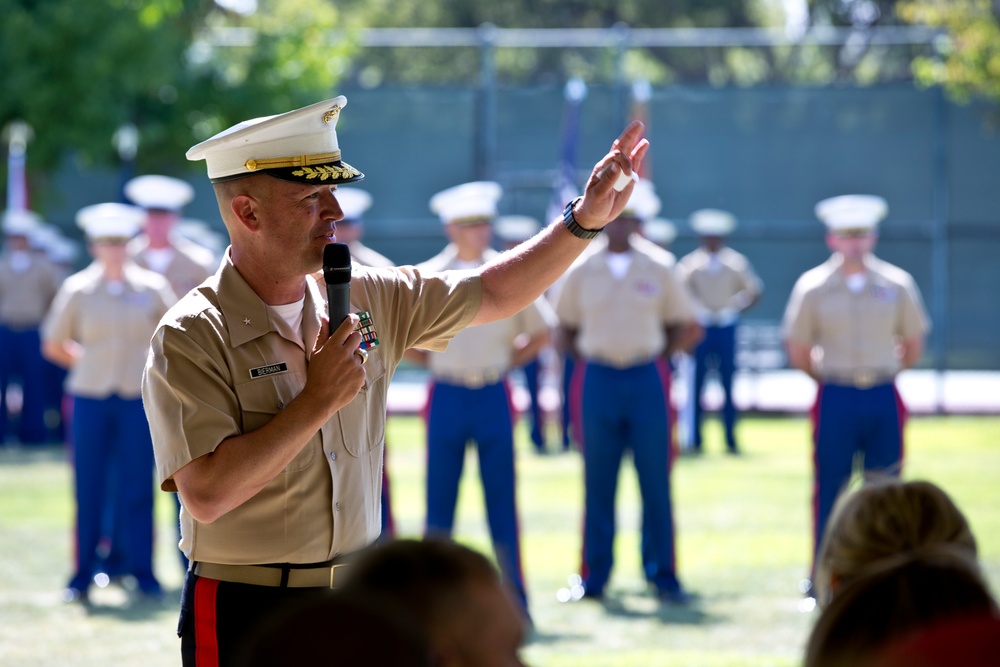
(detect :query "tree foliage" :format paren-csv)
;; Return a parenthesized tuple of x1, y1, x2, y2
(897, 0, 1000, 104)
(0, 0, 353, 180)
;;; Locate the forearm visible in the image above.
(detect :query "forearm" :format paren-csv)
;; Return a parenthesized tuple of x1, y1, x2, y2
(785, 340, 819, 381)
(510, 330, 552, 369)
(174, 390, 339, 524)
(41, 339, 80, 369)
(898, 336, 924, 370)
(473, 222, 592, 326)
(665, 322, 703, 356)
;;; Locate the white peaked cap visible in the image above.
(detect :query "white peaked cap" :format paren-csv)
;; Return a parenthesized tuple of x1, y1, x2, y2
(429, 181, 503, 225)
(186, 96, 364, 185)
(336, 187, 373, 222)
(125, 174, 195, 211)
(495, 215, 540, 242)
(2, 209, 43, 236)
(815, 194, 888, 232)
(643, 218, 677, 245)
(76, 203, 145, 240)
(620, 178, 661, 222)
(690, 209, 737, 236)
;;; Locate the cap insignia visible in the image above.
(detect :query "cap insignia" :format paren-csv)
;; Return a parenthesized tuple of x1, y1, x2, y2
(292, 164, 361, 181)
(323, 105, 341, 123)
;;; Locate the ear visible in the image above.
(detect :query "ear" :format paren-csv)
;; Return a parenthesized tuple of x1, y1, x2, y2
(230, 194, 261, 232)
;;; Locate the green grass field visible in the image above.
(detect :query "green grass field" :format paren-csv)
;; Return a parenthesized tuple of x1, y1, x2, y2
(1, 414, 998, 666)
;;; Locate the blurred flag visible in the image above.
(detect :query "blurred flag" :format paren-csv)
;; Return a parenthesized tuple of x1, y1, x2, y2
(546, 77, 588, 223)
(4, 121, 32, 212)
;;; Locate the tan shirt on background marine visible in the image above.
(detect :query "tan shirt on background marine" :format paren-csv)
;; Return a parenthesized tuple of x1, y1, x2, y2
(678, 246, 762, 313)
(417, 245, 556, 380)
(556, 238, 696, 367)
(128, 235, 216, 300)
(0, 251, 62, 327)
(142, 253, 479, 565)
(782, 255, 929, 378)
(42, 262, 174, 398)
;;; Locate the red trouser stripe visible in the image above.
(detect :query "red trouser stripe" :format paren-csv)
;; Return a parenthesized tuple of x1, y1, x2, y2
(194, 577, 220, 667)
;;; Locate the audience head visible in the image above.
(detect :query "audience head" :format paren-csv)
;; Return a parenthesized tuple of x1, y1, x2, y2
(815, 478, 977, 606)
(804, 544, 998, 667)
(236, 590, 432, 667)
(341, 538, 528, 667)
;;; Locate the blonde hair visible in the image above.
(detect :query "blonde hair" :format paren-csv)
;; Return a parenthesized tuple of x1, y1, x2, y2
(804, 544, 997, 667)
(814, 478, 977, 607)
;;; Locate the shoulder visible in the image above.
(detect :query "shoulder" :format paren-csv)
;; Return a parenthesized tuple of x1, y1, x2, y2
(125, 263, 172, 290)
(720, 247, 751, 269)
(173, 238, 218, 271)
(792, 261, 836, 295)
(869, 257, 917, 289)
(632, 235, 677, 267)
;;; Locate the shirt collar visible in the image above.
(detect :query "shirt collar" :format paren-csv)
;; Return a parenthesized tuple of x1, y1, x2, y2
(217, 250, 325, 349)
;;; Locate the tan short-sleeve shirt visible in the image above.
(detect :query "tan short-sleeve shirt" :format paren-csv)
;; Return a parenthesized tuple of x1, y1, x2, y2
(678, 246, 762, 313)
(129, 236, 215, 301)
(42, 262, 174, 398)
(417, 246, 556, 378)
(142, 252, 480, 564)
(0, 252, 62, 327)
(782, 255, 930, 377)
(555, 238, 696, 368)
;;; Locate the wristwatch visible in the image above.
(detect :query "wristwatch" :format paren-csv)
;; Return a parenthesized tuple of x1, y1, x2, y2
(561, 196, 602, 240)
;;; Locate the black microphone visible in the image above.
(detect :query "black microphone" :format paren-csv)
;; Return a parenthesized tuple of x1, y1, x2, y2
(323, 242, 352, 333)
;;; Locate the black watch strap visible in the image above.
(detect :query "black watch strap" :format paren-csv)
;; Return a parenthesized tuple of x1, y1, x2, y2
(561, 196, 602, 240)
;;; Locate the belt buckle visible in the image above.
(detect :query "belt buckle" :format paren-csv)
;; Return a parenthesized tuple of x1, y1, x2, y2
(854, 369, 876, 390)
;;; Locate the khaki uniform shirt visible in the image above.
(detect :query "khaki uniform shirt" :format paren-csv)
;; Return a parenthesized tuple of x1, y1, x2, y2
(348, 241, 394, 269)
(782, 255, 929, 378)
(142, 251, 480, 564)
(129, 236, 216, 301)
(677, 246, 762, 313)
(0, 251, 62, 328)
(42, 262, 174, 399)
(555, 237, 696, 368)
(417, 245, 555, 381)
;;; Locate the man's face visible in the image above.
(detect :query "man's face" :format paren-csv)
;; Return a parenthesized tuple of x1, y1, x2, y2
(826, 230, 876, 262)
(144, 210, 179, 245)
(251, 179, 344, 273)
(604, 216, 640, 247)
(445, 221, 492, 257)
(448, 581, 527, 667)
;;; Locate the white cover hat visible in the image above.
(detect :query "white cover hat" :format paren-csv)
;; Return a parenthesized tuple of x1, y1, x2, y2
(125, 174, 195, 212)
(815, 194, 888, 232)
(690, 209, 737, 236)
(336, 187, 373, 222)
(495, 215, 539, 242)
(429, 181, 503, 225)
(76, 203, 145, 241)
(2, 209, 43, 236)
(642, 218, 677, 245)
(186, 96, 364, 185)
(620, 178, 661, 222)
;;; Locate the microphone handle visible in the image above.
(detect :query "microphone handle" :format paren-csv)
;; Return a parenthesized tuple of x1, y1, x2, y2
(327, 282, 351, 334)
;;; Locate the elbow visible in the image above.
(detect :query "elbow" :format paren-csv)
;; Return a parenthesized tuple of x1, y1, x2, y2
(175, 474, 230, 525)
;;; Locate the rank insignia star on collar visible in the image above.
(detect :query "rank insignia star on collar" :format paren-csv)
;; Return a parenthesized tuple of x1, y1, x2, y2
(244, 318, 251, 325)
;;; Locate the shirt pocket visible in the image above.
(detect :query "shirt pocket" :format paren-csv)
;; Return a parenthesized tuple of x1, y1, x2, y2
(334, 347, 387, 458)
(235, 371, 317, 472)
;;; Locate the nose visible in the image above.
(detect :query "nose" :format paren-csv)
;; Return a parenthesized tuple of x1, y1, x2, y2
(323, 188, 345, 224)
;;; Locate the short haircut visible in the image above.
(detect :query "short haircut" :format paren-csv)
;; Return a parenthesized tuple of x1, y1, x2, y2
(340, 538, 501, 643)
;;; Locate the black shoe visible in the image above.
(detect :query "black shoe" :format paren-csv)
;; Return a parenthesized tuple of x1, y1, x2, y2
(657, 586, 692, 605)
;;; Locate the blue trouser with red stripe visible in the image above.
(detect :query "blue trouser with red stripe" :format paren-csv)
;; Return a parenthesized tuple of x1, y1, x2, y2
(810, 382, 905, 572)
(522, 359, 545, 451)
(0, 325, 48, 444)
(68, 394, 159, 593)
(692, 323, 738, 450)
(575, 358, 681, 596)
(424, 379, 528, 612)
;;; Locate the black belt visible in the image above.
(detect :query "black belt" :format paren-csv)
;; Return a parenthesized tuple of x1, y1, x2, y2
(193, 556, 352, 588)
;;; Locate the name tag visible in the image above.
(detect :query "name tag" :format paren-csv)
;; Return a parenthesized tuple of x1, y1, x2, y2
(249, 362, 289, 379)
